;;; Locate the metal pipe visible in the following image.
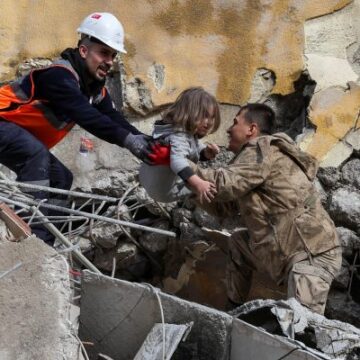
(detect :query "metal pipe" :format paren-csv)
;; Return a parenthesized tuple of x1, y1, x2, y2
(0, 179, 119, 202)
(0, 194, 101, 273)
(0, 194, 176, 238)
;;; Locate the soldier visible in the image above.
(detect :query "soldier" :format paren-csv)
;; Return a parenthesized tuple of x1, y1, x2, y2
(191, 103, 341, 314)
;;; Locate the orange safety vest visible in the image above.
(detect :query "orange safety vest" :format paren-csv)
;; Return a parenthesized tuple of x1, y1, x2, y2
(0, 60, 106, 149)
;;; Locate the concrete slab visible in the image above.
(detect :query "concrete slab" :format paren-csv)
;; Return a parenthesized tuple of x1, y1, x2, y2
(0, 236, 78, 360)
(230, 319, 322, 360)
(79, 271, 232, 360)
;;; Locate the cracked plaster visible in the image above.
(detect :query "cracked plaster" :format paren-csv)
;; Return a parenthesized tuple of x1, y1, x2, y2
(0, 0, 351, 106)
(0, 0, 359, 162)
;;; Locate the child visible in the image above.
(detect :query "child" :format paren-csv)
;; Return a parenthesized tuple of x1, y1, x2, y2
(139, 87, 221, 203)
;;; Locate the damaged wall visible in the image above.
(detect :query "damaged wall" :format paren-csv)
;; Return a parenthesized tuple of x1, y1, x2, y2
(1, 0, 359, 157)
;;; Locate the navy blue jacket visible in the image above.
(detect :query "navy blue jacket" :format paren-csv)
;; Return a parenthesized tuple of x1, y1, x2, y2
(19, 66, 141, 146)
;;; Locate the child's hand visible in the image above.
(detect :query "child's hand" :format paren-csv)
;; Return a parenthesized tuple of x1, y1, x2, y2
(203, 143, 220, 160)
(187, 175, 217, 204)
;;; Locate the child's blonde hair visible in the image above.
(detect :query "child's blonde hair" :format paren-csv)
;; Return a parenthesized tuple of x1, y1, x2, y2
(162, 87, 220, 135)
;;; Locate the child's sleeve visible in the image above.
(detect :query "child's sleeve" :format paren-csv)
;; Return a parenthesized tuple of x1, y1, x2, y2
(168, 133, 195, 181)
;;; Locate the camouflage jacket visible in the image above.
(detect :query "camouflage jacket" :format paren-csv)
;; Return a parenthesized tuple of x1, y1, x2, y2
(193, 133, 340, 282)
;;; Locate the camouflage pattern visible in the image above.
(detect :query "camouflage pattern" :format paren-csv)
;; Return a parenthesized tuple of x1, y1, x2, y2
(193, 133, 341, 314)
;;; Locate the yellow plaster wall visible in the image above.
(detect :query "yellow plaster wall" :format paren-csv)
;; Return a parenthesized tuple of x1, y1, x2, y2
(305, 83, 360, 160)
(0, 0, 351, 105)
(0, 0, 355, 162)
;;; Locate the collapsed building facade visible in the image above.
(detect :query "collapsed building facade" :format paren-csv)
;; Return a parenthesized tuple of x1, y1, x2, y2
(1, 0, 360, 359)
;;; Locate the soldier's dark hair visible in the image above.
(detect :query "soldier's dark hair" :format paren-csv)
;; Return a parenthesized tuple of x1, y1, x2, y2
(237, 103, 275, 135)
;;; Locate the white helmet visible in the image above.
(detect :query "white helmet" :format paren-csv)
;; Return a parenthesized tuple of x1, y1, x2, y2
(77, 12, 127, 53)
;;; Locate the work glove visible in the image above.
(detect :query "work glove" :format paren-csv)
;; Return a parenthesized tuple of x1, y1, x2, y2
(123, 133, 152, 163)
(123, 134, 171, 165)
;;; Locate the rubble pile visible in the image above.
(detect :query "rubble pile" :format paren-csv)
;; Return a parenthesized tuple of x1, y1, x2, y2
(63, 148, 360, 328)
(233, 298, 360, 360)
(315, 158, 360, 326)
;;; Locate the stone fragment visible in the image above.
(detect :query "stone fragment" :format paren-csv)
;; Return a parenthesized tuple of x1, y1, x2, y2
(171, 208, 193, 228)
(93, 242, 144, 273)
(336, 227, 360, 259)
(87, 223, 123, 249)
(326, 290, 360, 328)
(341, 158, 360, 189)
(135, 187, 177, 216)
(320, 140, 353, 168)
(138, 220, 170, 253)
(345, 129, 360, 151)
(0, 218, 12, 243)
(179, 222, 205, 243)
(332, 258, 350, 290)
(77, 237, 93, 253)
(329, 188, 360, 231)
(193, 207, 220, 229)
(317, 167, 341, 189)
(233, 298, 360, 358)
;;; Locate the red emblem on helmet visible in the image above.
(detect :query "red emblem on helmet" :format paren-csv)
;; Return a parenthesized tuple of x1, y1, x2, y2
(91, 14, 102, 19)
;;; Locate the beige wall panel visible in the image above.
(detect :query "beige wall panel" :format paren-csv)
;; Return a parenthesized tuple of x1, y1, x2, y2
(0, 0, 351, 105)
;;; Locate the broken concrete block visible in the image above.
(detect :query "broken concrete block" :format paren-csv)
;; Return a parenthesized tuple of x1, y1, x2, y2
(193, 207, 221, 229)
(0, 236, 78, 359)
(79, 271, 232, 360)
(342, 158, 360, 189)
(336, 227, 360, 259)
(326, 291, 360, 329)
(138, 220, 170, 253)
(333, 259, 350, 290)
(231, 318, 321, 360)
(320, 140, 353, 168)
(93, 242, 143, 273)
(0, 218, 12, 243)
(179, 222, 205, 243)
(87, 223, 123, 249)
(317, 167, 341, 189)
(345, 129, 360, 151)
(233, 298, 360, 359)
(329, 188, 360, 231)
(171, 208, 192, 228)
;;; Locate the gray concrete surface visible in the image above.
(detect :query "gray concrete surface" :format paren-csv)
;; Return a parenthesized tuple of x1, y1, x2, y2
(0, 236, 78, 360)
(79, 271, 232, 360)
(231, 320, 322, 360)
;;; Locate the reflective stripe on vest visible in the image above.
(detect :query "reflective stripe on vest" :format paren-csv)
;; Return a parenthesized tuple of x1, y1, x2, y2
(0, 60, 105, 149)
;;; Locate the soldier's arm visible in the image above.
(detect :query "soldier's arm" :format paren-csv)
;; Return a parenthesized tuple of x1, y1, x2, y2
(191, 144, 271, 202)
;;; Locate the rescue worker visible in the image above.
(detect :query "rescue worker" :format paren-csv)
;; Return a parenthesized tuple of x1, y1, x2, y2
(0, 12, 168, 244)
(191, 103, 341, 314)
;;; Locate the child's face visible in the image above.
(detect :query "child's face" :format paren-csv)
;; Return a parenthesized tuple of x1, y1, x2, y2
(195, 107, 215, 138)
(195, 117, 213, 138)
